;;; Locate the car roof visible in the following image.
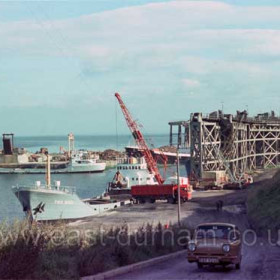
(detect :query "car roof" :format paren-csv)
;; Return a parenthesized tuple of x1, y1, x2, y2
(196, 222, 237, 228)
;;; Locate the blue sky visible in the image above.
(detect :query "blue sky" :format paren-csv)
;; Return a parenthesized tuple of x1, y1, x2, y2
(0, 0, 280, 136)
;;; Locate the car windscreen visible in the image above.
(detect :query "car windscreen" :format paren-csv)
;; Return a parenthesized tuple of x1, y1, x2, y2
(196, 225, 235, 240)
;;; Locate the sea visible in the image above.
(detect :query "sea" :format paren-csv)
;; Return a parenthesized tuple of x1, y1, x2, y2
(0, 134, 187, 221)
(12, 134, 169, 153)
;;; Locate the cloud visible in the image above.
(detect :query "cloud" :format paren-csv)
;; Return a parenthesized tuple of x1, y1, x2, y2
(1, 0, 280, 134)
(180, 55, 266, 75)
(2, 1, 280, 79)
(2, 1, 280, 58)
(182, 78, 200, 88)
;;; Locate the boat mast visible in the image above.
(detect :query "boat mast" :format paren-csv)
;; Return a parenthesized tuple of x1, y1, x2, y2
(46, 152, 51, 189)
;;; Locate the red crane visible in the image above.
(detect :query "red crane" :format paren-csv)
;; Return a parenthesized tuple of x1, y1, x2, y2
(115, 92, 164, 184)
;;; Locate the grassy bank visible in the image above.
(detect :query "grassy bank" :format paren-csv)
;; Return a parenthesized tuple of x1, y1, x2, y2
(247, 170, 280, 235)
(0, 221, 191, 279)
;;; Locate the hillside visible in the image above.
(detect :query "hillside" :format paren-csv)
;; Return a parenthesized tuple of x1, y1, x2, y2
(248, 170, 280, 234)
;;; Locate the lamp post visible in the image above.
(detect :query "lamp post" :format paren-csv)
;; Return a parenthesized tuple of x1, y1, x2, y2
(176, 148, 181, 226)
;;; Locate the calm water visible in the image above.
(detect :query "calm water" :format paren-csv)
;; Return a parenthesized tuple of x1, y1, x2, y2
(11, 134, 170, 153)
(0, 134, 188, 222)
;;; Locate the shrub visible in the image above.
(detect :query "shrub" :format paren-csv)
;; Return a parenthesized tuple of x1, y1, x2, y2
(0, 221, 192, 278)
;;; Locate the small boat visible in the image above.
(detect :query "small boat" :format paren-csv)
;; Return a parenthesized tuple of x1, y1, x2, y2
(64, 150, 106, 173)
(12, 154, 127, 221)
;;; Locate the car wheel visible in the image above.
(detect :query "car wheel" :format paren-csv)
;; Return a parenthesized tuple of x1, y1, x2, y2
(235, 263, 241, 270)
(197, 263, 203, 269)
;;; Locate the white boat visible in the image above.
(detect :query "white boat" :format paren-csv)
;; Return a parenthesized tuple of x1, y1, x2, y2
(107, 156, 158, 194)
(107, 155, 192, 197)
(65, 151, 106, 173)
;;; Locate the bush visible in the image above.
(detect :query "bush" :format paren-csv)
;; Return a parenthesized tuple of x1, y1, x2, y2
(0, 221, 47, 279)
(0, 221, 192, 278)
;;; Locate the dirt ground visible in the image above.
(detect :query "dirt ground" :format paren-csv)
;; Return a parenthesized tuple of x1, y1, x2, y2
(70, 169, 278, 232)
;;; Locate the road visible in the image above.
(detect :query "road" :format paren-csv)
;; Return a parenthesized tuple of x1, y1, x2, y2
(109, 205, 280, 280)
(111, 240, 280, 280)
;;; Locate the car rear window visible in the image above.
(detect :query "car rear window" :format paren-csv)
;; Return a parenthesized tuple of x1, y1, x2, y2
(196, 225, 235, 239)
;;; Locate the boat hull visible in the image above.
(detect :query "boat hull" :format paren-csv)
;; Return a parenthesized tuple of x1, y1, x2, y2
(0, 162, 106, 174)
(13, 186, 119, 221)
(66, 162, 106, 173)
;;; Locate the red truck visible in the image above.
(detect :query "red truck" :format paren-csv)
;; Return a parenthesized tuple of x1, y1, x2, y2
(131, 176, 192, 204)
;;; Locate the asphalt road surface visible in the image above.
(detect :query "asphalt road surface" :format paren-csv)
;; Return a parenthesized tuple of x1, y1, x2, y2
(111, 239, 280, 280)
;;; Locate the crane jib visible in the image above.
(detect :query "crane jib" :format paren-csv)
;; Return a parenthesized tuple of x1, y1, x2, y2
(115, 92, 164, 185)
(132, 130, 140, 140)
(132, 131, 139, 140)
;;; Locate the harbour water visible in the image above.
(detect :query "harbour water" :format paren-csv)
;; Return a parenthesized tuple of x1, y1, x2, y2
(0, 134, 188, 221)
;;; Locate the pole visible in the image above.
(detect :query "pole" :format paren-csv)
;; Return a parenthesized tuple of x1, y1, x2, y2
(68, 133, 74, 158)
(68, 134, 71, 158)
(177, 149, 181, 226)
(46, 153, 51, 189)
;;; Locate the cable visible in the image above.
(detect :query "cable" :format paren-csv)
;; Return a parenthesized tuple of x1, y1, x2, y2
(115, 98, 119, 151)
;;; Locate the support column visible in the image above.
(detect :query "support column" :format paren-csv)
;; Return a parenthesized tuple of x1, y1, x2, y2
(169, 125, 173, 146)
(178, 125, 182, 148)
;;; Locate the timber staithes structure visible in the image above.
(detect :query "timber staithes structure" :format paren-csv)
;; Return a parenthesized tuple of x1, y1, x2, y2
(169, 110, 280, 181)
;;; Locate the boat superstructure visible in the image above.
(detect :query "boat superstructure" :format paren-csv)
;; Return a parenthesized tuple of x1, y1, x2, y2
(107, 156, 158, 193)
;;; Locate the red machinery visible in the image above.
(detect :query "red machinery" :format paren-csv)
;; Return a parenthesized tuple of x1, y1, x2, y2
(115, 93, 164, 184)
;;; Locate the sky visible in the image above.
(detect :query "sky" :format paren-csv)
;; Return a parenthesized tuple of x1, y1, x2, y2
(0, 0, 280, 136)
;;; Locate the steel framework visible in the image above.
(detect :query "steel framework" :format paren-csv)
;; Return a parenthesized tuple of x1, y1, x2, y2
(168, 121, 190, 148)
(190, 111, 280, 181)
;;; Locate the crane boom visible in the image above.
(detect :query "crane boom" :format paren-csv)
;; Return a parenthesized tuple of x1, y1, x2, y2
(115, 93, 164, 184)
